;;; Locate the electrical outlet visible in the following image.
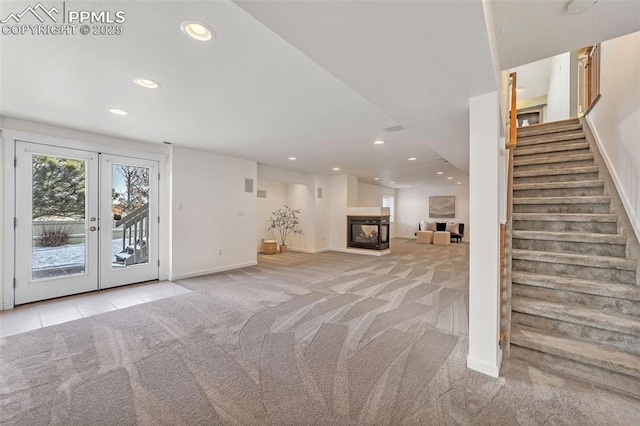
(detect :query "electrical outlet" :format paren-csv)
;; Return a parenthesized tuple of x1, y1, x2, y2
(218, 249, 223, 255)
(237, 211, 244, 217)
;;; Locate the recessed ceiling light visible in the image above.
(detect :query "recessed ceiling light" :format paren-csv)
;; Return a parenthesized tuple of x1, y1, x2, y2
(457, 182, 462, 184)
(391, 181, 396, 184)
(332, 167, 340, 171)
(437, 171, 444, 175)
(181, 21, 215, 42)
(109, 108, 128, 115)
(408, 157, 417, 161)
(288, 157, 296, 160)
(447, 177, 453, 180)
(133, 78, 160, 89)
(373, 140, 385, 145)
(374, 177, 380, 180)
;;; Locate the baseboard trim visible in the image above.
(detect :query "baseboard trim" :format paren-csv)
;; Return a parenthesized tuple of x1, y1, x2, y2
(331, 247, 391, 257)
(287, 247, 330, 254)
(170, 261, 258, 280)
(467, 350, 503, 378)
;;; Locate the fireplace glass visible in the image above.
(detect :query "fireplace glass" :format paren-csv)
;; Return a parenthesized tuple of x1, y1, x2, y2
(347, 216, 390, 250)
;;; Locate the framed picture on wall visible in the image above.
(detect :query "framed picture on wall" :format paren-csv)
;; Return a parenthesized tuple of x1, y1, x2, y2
(429, 196, 455, 218)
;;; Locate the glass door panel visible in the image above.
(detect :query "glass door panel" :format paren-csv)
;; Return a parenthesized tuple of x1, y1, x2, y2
(31, 154, 87, 280)
(15, 142, 98, 304)
(100, 155, 159, 289)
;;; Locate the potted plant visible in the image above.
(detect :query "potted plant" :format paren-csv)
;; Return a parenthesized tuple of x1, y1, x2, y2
(268, 205, 303, 253)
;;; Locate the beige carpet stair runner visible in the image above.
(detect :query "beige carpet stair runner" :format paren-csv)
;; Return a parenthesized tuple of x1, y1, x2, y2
(509, 118, 640, 397)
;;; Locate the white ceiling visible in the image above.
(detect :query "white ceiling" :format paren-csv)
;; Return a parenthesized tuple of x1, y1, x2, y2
(492, 0, 640, 70)
(1, 0, 638, 189)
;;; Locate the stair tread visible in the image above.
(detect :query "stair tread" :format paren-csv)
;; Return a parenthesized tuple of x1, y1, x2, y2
(513, 195, 610, 204)
(512, 295, 640, 335)
(511, 324, 640, 378)
(513, 166, 599, 178)
(517, 130, 585, 143)
(514, 153, 593, 166)
(517, 119, 580, 134)
(512, 271, 640, 301)
(512, 213, 617, 222)
(512, 230, 625, 244)
(513, 180, 604, 191)
(512, 249, 637, 270)
(514, 142, 590, 156)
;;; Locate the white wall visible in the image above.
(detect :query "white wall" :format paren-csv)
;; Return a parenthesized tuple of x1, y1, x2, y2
(285, 183, 316, 251)
(546, 52, 571, 122)
(358, 181, 398, 237)
(171, 146, 257, 279)
(396, 185, 470, 241)
(587, 31, 640, 240)
(467, 91, 502, 377)
(256, 168, 332, 253)
(329, 175, 350, 249)
(314, 174, 332, 251)
(256, 180, 287, 248)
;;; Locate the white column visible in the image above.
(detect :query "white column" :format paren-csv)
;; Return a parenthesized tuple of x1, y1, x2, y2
(467, 91, 502, 377)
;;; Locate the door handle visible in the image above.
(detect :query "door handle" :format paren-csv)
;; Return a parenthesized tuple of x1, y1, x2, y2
(89, 226, 97, 232)
(90, 217, 97, 222)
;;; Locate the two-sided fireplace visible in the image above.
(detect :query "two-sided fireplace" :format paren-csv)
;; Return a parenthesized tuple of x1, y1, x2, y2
(347, 216, 390, 250)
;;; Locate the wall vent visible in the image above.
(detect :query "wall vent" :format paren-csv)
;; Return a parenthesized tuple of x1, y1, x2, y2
(257, 189, 267, 198)
(244, 178, 254, 193)
(317, 187, 323, 198)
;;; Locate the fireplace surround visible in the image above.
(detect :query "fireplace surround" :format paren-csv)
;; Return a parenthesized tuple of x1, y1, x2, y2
(347, 216, 390, 250)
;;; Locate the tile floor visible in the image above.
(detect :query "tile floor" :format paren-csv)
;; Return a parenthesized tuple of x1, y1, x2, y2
(0, 281, 191, 338)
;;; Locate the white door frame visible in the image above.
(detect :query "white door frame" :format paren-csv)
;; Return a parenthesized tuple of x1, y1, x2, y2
(3, 129, 168, 309)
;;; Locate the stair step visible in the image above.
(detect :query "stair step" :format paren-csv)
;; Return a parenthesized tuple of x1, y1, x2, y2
(517, 119, 580, 135)
(513, 166, 599, 185)
(512, 213, 617, 223)
(513, 180, 604, 191)
(513, 196, 610, 205)
(511, 271, 640, 301)
(513, 196, 611, 214)
(517, 123, 582, 137)
(514, 142, 590, 157)
(512, 230, 625, 244)
(511, 324, 640, 378)
(512, 273, 640, 318)
(512, 296, 640, 336)
(513, 213, 618, 234)
(512, 249, 637, 284)
(517, 130, 586, 146)
(512, 230, 626, 257)
(512, 249, 636, 271)
(513, 153, 593, 167)
(513, 180, 605, 198)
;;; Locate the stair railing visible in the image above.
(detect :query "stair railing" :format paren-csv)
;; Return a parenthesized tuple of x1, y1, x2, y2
(115, 202, 149, 265)
(500, 72, 518, 352)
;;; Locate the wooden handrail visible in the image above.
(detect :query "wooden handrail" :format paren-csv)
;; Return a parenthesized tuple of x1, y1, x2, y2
(500, 72, 518, 347)
(507, 72, 518, 149)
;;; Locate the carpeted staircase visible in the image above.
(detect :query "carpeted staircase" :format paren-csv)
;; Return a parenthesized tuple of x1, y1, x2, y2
(509, 118, 640, 396)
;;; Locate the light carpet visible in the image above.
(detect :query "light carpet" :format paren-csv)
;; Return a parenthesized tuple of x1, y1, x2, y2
(1, 239, 639, 425)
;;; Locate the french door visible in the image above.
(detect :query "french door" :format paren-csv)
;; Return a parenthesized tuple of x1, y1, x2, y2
(14, 142, 159, 305)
